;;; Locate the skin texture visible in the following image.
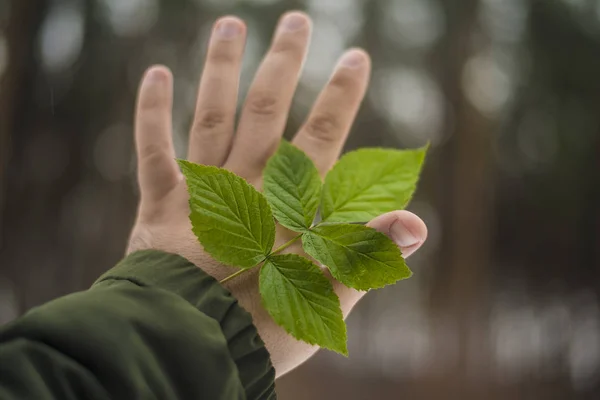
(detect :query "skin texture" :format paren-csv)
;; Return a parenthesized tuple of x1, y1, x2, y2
(127, 12, 428, 377)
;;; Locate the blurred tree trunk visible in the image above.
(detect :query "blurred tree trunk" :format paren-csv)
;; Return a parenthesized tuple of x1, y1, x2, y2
(0, 0, 207, 311)
(427, 0, 495, 397)
(433, 0, 492, 398)
(0, 0, 48, 309)
(0, 0, 45, 241)
(0, 0, 138, 310)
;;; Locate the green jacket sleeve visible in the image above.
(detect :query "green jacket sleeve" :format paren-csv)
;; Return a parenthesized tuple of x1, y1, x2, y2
(0, 250, 276, 400)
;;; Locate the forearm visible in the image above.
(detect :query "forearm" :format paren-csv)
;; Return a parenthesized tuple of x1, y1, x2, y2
(0, 250, 275, 400)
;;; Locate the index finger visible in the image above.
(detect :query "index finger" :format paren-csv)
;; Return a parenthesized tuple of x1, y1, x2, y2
(292, 49, 371, 175)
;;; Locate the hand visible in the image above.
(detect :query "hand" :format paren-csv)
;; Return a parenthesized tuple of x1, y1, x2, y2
(127, 11, 428, 377)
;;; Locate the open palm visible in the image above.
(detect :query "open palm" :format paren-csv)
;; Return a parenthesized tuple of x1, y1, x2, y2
(127, 11, 427, 377)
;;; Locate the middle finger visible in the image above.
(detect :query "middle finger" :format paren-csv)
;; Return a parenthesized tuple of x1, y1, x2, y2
(225, 11, 311, 181)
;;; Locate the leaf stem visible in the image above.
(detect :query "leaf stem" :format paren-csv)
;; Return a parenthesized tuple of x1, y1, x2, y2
(219, 268, 249, 285)
(219, 234, 304, 285)
(316, 221, 368, 226)
(271, 233, 303, 255)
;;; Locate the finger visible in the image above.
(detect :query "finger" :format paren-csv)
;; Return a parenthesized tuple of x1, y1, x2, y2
(135, 66, 180, 204)
(225, 11, 311, 179)
(367, 210, 428, 258)
(293, 48, 371, 176)
(188, 16, 246, 166)
(333, 210, 428, 317)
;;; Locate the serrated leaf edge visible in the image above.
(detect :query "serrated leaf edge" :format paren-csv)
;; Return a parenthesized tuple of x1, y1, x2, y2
(260, 254, 348, 355)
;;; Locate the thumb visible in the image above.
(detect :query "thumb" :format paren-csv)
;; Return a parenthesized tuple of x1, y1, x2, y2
(333, 210, 428, 318)
(366, 210, 427, 258)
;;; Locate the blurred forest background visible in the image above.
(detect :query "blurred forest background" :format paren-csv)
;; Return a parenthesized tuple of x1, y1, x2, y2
(1, 0, 600, 398)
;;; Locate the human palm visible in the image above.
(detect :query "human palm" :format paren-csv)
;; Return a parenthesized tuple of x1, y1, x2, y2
(127, 11, 427, 377)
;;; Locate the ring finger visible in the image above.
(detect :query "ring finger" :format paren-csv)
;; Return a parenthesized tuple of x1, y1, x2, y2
(188, 16, 247, 166)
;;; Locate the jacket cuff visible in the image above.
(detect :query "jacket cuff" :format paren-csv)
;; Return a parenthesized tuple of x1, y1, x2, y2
(93, 250, 276, 400)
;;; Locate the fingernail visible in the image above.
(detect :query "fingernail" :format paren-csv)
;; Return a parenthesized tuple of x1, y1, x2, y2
(390, 221, 420, 248)
(339, 49, 366, 68)
(145, 68, 166, 83)
(216, 17, 242, 39)
(280, 12, 307, 32)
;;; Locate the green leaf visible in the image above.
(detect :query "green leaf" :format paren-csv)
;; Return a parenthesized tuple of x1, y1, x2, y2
(259, 254, 347, 355)
(321, 146, 428, 222)
(302, 224, 412, 291)
(178, 160, 275, 268)
(263, 141, 322, 232)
